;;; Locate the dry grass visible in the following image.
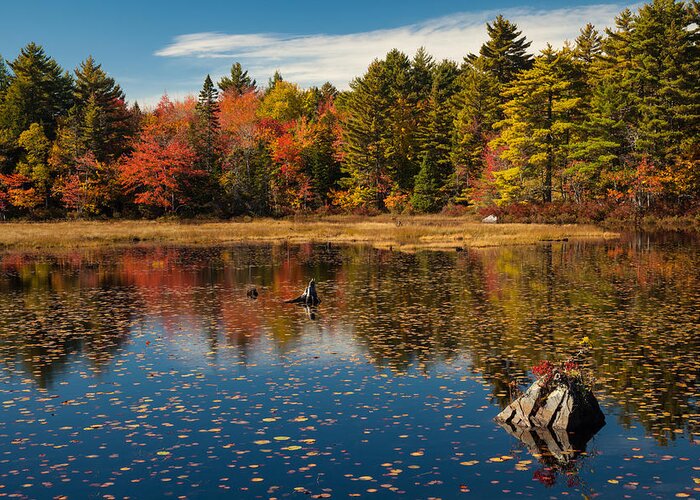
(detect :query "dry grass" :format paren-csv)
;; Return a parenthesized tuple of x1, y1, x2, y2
(0, 215, 619, 251)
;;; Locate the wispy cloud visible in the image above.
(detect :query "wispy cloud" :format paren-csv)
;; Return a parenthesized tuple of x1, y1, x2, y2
(155, 4, 630, 89)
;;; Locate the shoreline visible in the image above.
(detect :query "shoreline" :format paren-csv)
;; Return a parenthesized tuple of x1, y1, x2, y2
(0, 216, 619, 252)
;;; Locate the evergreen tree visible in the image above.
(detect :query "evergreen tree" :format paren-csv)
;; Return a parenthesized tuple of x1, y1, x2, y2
(581, 9, 638, 172)
(73, 56, 132, 161)
(383, 49, 420, 190)
(340, 60, 391, 209)
(319, 82, 338, 103)
(628, 0, 698, 164)
(194, 74, 221, 174)
(469, 15, 533, 86)
(411, 152, 441, 212)
(451, 58, 501, 201)
(218, 62, 256, 94)
(574, 23, 603, 64)
(416, 59, 460, 201)
(0, 43, 73, 141)
(267, 70, 283, 93)
(410, 47, 435, 100)
(495, 45, 583, 203)
(0, 55, 9, 96)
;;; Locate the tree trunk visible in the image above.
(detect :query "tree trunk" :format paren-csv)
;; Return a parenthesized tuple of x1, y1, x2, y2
(285, 279, 321, 306)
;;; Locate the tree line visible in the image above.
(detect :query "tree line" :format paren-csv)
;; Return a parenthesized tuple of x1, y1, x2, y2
(0, 0, 697, 220)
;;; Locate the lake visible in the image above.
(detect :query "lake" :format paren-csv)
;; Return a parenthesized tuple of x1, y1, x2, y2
(0, 235, 698, 498)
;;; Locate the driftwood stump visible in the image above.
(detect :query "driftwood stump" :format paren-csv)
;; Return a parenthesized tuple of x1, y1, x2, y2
(285, 279, 321, 306)
(495, 380, 605, 432)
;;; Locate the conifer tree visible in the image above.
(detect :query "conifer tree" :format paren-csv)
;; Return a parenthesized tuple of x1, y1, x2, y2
(451, 58, 501, 200)
(410, 47, 435, 100)
(0, 55, 9, 96)
(495, 45, 582, 203)
(218, 62, 256, 94)
(73, 56, 132, 161)
(340, 60, 391, 209)
(469, 15, 533, 86)
(411, 152, 441, 212)
(194, 74, 221, 174)
(267, 70, 283, 93)
(0, 43, 73, 141)
(574, 23, 603, 64)
(416, 60, 459, 197)
(629, 0, 698, 164)
(382, 49, 419, 190)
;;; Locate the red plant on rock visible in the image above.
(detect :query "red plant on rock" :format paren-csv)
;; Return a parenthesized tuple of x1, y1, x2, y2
(532, 360, 554, 378)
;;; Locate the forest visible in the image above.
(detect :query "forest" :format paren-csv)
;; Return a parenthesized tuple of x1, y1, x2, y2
(0, 0, 697, 222)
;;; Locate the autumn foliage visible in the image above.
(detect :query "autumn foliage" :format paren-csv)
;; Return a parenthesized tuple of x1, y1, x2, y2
(0, 0, 697, 220)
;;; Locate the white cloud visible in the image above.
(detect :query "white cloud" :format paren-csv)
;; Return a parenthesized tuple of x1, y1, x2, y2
(155, 4, 632, 90)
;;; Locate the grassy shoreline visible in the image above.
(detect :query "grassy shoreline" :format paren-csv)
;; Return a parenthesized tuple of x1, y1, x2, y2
(0, 216, 619, 252)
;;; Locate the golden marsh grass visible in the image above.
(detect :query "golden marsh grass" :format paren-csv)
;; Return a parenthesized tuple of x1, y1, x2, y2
(0, 216, 619, 251)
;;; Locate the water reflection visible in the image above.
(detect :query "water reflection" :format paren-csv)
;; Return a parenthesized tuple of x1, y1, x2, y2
(0, 237, 698, 447)
(497, 420, 603, 488)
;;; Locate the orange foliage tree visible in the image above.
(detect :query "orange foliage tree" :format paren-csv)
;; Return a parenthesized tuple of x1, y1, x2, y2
(120, 96, 202, 213)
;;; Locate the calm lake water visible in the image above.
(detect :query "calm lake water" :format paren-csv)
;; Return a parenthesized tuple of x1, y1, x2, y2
(0, 235, 698, 499)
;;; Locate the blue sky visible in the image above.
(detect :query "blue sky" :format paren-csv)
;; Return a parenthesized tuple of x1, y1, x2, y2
(1, 0, 632, 106)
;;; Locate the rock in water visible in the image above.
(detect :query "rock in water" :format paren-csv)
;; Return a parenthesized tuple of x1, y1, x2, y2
(497, 418, 601, 465)
(285, 279, 321, 306)
(495, 380, 605, 431)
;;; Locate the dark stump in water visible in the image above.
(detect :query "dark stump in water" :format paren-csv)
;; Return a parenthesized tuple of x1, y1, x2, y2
(495, 380, 605, 432)
(285, 279, 321, 306)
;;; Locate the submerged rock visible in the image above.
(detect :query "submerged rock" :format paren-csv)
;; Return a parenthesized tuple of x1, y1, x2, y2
(495, 380, 605, 431)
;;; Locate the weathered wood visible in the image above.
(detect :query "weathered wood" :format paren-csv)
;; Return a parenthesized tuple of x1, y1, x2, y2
(495, 380, 605, 431)
(285, 279, 321, 306)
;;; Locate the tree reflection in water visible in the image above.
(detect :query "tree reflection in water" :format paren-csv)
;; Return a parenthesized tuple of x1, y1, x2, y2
(0, 235, 697, 444)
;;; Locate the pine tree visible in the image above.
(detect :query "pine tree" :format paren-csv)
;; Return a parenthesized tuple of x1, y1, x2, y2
(574, 23, 603, 64)
(218, 62, 256, 94)
(629, 0, 698, 164)
(0, 43, 73, 141)
(383, 49, 420, 190)
(194, 75, 221, 174)
(73, 56, 132, 161)
(411, 152, 441, 212)
(580, 9, 638, 176)
(469, 15, 533, 86)
(267, 70, 283, 93)
(410, 47, 434, 100)
(340, 60, 391, 209)
(0, 55, 9, 96)
(451, 58, 501, 201)
(495, 45, 583, 203)
(416, 59, 460, 204)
